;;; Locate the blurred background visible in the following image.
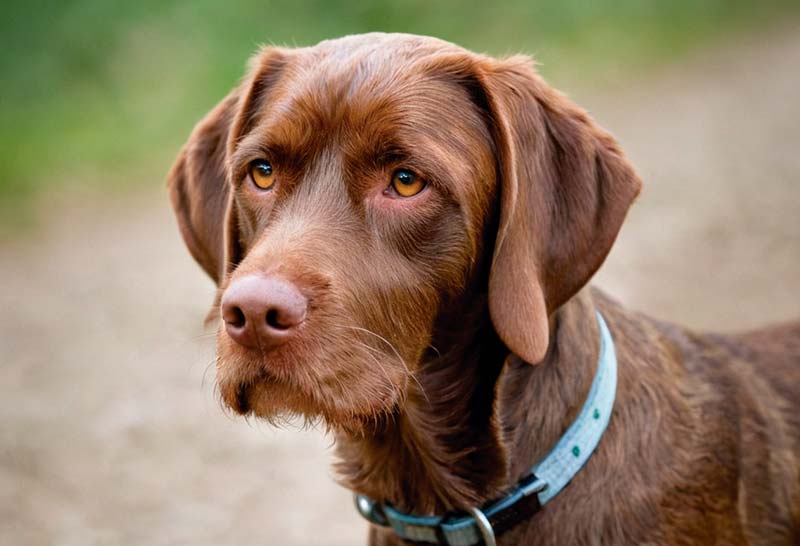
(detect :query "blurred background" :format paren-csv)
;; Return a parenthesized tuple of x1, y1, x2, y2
(1, 1, 798, 544)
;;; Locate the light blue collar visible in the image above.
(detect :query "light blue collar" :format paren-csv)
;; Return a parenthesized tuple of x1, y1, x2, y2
(354, 311, 617, 546)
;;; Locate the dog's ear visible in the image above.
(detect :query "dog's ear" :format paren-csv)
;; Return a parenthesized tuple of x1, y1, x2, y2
(167, 47, 289, 285)
(481, 56, 642, 364)
(167, 90, 240, 284)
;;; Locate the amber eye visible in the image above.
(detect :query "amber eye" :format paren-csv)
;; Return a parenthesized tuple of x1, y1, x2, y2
(390, 169, 425, 198)
(249, 159, 276, 190)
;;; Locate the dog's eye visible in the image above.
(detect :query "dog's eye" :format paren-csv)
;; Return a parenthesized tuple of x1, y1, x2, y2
(249, 159, 276, 190)
(390, 169, 426, 198)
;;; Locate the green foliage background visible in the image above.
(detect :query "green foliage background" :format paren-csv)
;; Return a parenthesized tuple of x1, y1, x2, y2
(1, 0, 797, 225)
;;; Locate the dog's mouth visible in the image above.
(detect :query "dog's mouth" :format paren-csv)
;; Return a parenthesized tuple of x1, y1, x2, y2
(232, 380, 254, 415)
(219, 373, 292, 418)
(215, 340, 412, 430)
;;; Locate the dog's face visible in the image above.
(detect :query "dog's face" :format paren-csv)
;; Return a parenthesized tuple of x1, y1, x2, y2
(169, 33, 641, 430)
(216, 36, 498, 426)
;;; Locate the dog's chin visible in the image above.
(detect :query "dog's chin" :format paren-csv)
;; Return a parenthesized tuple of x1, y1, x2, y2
(231, 381, 399, 434)
(216, 354, 407, 434)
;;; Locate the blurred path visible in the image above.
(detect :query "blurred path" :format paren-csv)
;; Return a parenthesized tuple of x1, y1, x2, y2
(2, 26, 799, 546)
(589, 25, 800, 328)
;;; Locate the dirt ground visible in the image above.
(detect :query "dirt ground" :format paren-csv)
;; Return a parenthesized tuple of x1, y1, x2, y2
(1, 26, 798, 546)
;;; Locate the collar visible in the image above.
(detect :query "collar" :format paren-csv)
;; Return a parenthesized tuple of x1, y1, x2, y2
(354, 311, 617, 546)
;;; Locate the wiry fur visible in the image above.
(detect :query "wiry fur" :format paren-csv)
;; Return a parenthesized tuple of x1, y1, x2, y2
(168, 33, 800, 545)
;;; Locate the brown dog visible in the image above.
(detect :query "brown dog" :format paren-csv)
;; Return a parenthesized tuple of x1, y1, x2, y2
(168, 33, 800, 545)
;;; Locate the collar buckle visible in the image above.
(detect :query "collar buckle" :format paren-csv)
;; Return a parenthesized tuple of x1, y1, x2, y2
(466, 506, 496, 546)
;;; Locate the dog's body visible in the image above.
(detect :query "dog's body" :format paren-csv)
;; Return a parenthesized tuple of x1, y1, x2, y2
(168, 33, 800, 544)
(364, 288, 800, 545)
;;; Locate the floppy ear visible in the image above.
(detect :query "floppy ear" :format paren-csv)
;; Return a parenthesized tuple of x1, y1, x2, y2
(481, 56, 642, 364)
(167, 47, 289, 285)
(167, 91, 240, 284)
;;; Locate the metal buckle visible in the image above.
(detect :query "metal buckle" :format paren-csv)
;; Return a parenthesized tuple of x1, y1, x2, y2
(466, 506, 497, 546)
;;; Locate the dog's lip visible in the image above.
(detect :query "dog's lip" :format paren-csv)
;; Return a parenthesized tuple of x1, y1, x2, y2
(219, 363, 405, 429)
(222, 370, 288, 416)
(233, 382, 252, 414)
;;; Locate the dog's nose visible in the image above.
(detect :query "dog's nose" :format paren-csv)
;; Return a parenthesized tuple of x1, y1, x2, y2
(221, 275, 307, 349)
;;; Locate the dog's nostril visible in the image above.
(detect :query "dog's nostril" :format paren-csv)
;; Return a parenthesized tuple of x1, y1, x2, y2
(266, 308, 291, 330)
(225, 306, 246, 328)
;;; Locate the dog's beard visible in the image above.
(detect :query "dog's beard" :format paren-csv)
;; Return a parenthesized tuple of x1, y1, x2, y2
(215, 342, 410, 435)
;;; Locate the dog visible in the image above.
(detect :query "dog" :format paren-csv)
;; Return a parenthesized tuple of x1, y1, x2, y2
(168, 33, 800, 545)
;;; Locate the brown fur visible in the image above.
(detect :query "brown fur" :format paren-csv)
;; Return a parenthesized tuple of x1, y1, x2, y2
(168, 33, 800, 544)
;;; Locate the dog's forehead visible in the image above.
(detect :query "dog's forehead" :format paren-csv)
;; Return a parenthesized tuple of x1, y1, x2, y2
(235, 34, 494, 219)
(308, 32, 467, 68)
(249, 34, 488, 167)
(286, 34, 469, 108)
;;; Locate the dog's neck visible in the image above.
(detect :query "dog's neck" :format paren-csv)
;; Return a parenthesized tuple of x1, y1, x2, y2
(334, 290, 600, 515)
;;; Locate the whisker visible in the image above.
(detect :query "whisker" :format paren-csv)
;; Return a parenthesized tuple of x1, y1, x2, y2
(427, 344, 442, 359)
(338, 325, 431, 405)
(191, 330, 219, 341)
(201, 358, 216, 388)
(349, 339, 402, 401)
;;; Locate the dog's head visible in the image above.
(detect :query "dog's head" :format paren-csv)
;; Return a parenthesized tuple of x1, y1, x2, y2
(168, 33, 640, 429)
